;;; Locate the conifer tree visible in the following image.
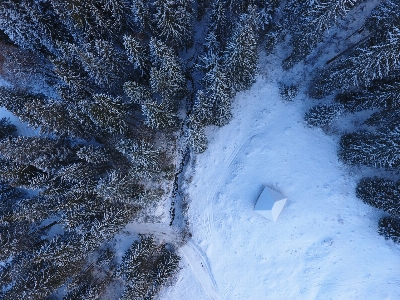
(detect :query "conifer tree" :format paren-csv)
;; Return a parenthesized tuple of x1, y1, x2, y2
(115, 235, 180, 300)
(309, 0, 400, 98)
(379, 216, 400, 243)
(123, 35, 150, 76)
(87, 94, 129, 134)
(186, 116, 208, 153)
(124, 80, 179, 129)
(282, 0, 361, 70)
(152, 0, 194, 48)
(0, 118, 16, 139)
(0, 136, 72, 175)
(356, 177, 400, 216)
(150, 38, 187, 108)
(116, 139, 161, 178)
(78, 39, 126, 89)
(208, 0, 228, 43)
(339, 129, 400, 170)
(305, 104, 344, 127)
(131, 0, 151, 32)
(225, 14, 258, 92)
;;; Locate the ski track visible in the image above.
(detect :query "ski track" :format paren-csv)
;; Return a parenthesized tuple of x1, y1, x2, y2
(202, 130, 263, 299)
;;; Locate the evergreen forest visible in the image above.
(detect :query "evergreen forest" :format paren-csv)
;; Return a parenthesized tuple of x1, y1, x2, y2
(0, 0, 399, 299)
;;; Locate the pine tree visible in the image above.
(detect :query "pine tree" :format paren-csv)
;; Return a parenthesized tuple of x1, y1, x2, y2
(378, 216, 400, 243)
(152, 0, 194, 48)
(208, 0, 228, 43)
(123, 35, 150, 76)
(282, 0, 361, 70)
(95, 171, 140, 204)
(0, 118, 16, 139)
(305, 104, 344, 127)
(78, 39, 126, 89)
(0, 0, 69, 54)
(86, 94, 129, 134)
(0, 136, 72, 174)
(115, 235, 180, 300)
(309, 0, 400, 98)
(186, 116, 208, 153)
(339, 129, 400, 170)
(356, 177, 400, 215)
(225, 14, 258, 93)
(131, 0, 151, 32)
(149, 38, 187, 108)
(116, 139, 161, 178)
(364, 109, 400, 130)
(196, 33, 233, 126)
(335, 79, 400, 112)
(124, 80, 179, 129)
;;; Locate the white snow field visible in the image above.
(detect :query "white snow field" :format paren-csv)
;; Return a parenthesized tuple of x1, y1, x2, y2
(160, 77, 400, 300)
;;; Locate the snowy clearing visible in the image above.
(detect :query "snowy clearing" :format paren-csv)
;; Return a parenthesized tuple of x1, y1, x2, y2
(160, 77, 400, 300)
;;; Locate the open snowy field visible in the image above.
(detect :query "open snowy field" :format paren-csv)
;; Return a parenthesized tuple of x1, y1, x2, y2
(160, 77, 400, 300)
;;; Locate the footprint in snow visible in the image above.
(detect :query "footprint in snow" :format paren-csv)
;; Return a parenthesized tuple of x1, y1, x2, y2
(305, 238, 334, 260)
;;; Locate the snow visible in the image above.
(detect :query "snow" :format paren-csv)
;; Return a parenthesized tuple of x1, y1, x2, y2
(160, 76, 400, 299)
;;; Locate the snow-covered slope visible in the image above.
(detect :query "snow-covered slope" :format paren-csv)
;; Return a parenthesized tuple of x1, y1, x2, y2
(160, 77, 400, 299)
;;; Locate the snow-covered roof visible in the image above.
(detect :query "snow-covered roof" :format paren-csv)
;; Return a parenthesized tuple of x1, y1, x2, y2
(254, 186, 287, 221)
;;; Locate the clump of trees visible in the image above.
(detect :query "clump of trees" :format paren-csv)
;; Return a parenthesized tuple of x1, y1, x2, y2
(301, 0, 400, 243)
(0, 0, 279, 298)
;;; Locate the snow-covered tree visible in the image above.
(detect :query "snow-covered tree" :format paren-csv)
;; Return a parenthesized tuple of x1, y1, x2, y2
(339, 129, 400, 170)
(150, 38, 187, 107)
(131, 0, 151, 32)
(309, 0, 400, 97)
(123, 35, 150, 76)
(124, 81, 178, 129)
(115, 235, 180, 300)
(282, 0, 361, 70)
(95, 171, 140, 204)
(78, 39, 126, 89)
(357, 177, 400, 216)
(186, 116, 208, 153)
(208, 0, 228, 42)
(152, 0, 194, 48)
(225, 15, 258, 92)
(379, 216, 400, 244)
(305, 104, 344, 127)
(335, 79, 400, 112)
(86, 94, 128, 134)
(0, 137, 72, 175)
(116, 139, 161, 178)
(0, 118, 16, 139)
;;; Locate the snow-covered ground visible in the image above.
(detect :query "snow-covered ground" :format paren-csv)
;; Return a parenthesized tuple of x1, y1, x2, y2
(160, 77, 400, 299)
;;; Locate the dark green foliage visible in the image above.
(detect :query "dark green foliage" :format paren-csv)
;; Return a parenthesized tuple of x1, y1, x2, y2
(187, 117, 208, 153)
(226, 13, 258, 92)
(305, 104, 344, 127)
(282, 0, 362, 70)
(0, 118, 16, 139)
(379, 216, 400, 243)
(309, 0, 400, 97)
(279, 84, 298, 101)
(339, 130, 400, 170)
(356, 177, 400, 215)
(116, 235, 180, 300)
(150, 38, 187, 106)
(152, 0, 194, 49)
